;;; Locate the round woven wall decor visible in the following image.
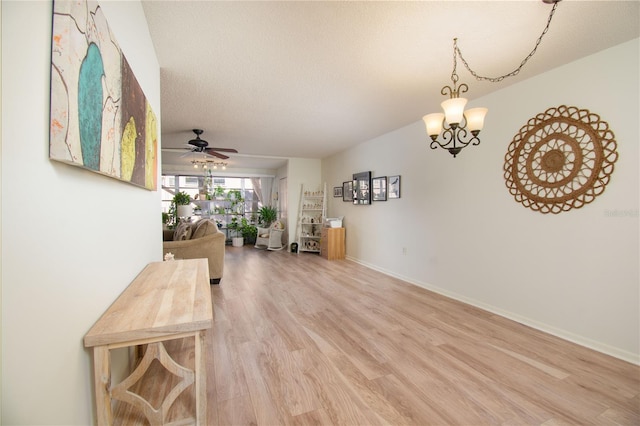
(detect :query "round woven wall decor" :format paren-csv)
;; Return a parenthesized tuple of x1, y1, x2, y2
(504, 105, 617, 214)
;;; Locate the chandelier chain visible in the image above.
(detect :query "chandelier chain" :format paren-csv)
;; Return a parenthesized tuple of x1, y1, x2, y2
(454, 2, 559, 83)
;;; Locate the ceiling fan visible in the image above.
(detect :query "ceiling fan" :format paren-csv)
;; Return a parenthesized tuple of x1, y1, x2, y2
(166, 129, 238, 160)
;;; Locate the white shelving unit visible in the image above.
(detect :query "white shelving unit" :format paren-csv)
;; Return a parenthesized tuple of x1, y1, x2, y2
(296, 183, 326, 253)
(193, 196, 244, 244)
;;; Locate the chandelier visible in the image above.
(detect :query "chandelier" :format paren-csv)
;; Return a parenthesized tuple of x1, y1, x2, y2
(191, 159, 227, 170)
(423, 38, 487, 158)
(424, 0, 561, 158)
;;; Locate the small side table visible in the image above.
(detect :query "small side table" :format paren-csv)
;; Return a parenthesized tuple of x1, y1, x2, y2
(320, 227, 345, 260)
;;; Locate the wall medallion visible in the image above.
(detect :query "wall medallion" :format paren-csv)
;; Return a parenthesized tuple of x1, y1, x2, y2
(503, 105, 617, 214)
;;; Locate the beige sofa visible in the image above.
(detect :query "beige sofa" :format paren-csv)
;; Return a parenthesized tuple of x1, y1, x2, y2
(162, 219, 225, 284)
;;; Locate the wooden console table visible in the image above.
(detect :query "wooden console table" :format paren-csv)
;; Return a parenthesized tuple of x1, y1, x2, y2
(84, 259, 213, 425)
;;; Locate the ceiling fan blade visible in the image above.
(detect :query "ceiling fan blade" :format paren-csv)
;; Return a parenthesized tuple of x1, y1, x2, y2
(204, 149, 230, 160)
(207, 148, 238, 153)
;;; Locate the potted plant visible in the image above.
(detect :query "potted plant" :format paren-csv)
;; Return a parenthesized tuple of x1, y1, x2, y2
(240, 218, 257, 245)
(227, 216, 244, 247)
(173, 191, 192, 218)
(213, 186, 225, 200)
(258, 205, 278, 227)
(162, 212, 170, 230)
(226, 189, 245, 214)
(226, 189, 243, 202)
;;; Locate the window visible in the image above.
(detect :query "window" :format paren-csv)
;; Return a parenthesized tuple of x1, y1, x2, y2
(162, 174, 260, 223)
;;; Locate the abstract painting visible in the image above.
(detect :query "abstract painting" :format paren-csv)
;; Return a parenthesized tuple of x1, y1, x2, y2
(50, 0, 158, 190)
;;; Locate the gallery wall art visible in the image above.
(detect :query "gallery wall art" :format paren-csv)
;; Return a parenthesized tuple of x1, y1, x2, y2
(342, 181, 353, 202)
(49, 0, 158, 190)
(371, 176, 387, 201)
(353, 171, 371, 205)
(388, 175, 401, 199)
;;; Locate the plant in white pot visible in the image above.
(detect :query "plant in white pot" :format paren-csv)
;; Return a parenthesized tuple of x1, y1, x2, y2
(173, 191, 193, 218)
(227, 216, 244, 247)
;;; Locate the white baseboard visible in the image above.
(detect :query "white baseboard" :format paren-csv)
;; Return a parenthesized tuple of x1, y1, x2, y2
(345, 256, 639, 366)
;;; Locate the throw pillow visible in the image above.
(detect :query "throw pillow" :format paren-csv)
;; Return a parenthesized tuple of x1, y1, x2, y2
(191, 217, 206, 230)
(191, 219, 217, 239)
(173, 221, 192, 241)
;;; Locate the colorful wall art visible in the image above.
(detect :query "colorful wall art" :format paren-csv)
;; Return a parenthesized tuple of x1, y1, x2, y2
(50, 0, 158, 190)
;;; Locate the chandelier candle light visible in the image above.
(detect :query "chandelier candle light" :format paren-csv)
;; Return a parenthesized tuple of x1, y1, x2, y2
(423, 38, 488, 158)
(424, 0, 560, 158)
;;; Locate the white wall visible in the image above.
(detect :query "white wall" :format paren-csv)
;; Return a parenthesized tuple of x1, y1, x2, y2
(323, 39, 639, 363)
(0, 2, 4, 421)
(1, 1, 161, 424)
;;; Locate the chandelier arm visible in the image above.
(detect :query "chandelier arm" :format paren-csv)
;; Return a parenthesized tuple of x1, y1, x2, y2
(428, 122, 482, 152)
(429, 139, 443, 150)
(441, 85, 454, 98)
(429, 127, 455, 150)
(454, 1, 559, 83)
(455, 127, 471, 148)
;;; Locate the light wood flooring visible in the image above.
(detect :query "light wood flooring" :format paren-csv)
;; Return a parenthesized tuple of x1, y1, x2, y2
(116, 246, 640, 425)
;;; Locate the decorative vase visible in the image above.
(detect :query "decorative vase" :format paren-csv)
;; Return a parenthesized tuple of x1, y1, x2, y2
(177, 205, 193, 218)
(232, 237, 244, 247)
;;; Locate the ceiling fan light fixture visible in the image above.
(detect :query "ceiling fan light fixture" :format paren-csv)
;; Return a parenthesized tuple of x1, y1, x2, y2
(191, 159, 228, 171)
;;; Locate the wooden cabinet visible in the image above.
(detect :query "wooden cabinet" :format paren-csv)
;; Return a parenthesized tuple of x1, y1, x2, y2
(321, 227, 345, 260)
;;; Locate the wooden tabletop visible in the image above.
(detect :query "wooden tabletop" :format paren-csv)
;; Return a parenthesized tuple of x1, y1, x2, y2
(84, 259, 213, 348)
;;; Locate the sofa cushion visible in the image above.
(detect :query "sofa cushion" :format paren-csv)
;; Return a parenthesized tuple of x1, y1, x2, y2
(191, 219, 218, 239)
(173, 220, 193, 241)
(189, 218, 206, 234)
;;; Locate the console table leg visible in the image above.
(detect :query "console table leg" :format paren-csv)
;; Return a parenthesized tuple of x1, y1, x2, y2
(195, 330, 207, 425)
(93, 345, 113, 426)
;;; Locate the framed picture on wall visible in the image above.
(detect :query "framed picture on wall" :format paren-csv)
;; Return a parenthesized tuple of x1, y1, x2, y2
(343, 181, 353, 202)
(333, 186, 343, 197)
(353, 171, 371, 205)
(372, 176, 387, 201)
(49, 0, 158, 190)
(388, 175, 401, 199)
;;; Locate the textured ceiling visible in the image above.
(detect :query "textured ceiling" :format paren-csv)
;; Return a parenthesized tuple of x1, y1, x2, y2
(141, 0, 639, 173)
